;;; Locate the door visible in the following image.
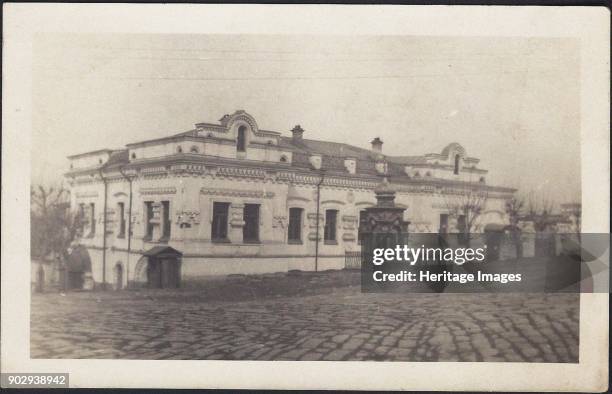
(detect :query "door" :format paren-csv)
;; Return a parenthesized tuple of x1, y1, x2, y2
(67, 271, 84, 289)
(114, 264, 123, 290)
(161, 258, 180, 288)
(147, 259, 162, 288)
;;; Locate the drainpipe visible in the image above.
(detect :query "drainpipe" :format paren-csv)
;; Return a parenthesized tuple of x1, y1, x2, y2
(98, 168, 108, 290)
(118, 166, 133, 289)
(314, 170, 325, 272)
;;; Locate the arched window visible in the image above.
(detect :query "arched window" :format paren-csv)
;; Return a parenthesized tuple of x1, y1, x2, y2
(237, 125, 247, 152)
(190, 145, 199, 153)
(131, 153, 136, 159)
(280, 155, 288, 163)
(177, 146, 183, 153)
(454, 154, 460, 175)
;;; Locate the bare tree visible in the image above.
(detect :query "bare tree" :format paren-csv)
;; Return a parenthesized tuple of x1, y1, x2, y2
(570, 205, 581, 236)
(505, 195, 526, 257)
(526, 191, 556, 232)
(562, 203, 582, 239)
(442, 183, 488, 246)
(523, 191, 559, 257)
(31, 184, 83, 262)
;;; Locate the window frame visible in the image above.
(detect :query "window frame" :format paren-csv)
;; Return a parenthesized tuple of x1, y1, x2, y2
(242, 203, 260, 244)
(324, 209, 339, 244)
(454, 154, 460, 175)
(287, 207, 303, 244)
(88, 202, 96, 237)
(117, 202, 126, 239)
(77, 203, 86, 235)
(357, 210, 367, 245)
(144, 201, 154, 241)
(160, 200, 171, 242)
(211, 202, 230, 243)
(236, 125, 247, 152)
(439, 213, 449, 234)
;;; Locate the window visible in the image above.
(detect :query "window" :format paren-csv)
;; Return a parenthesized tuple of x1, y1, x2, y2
(211, 202, 230, 241)
(190, 145, 199, 153)
(177, 146, 183, 153)
(144, 201, 154, 240)
(237, 125, 247, 152)
(439, 214, 449, 234)
(77, 203, 85, 230)
(243, 204, 260, 243)
(89, 203, 96, 236)
(161, 200, 171, 241)
(131, 153, 136, 159)
(117, 202, 126, 238)
(324, 209, 338, 243)
(358, 210, 367, 245)
(454, 154, 460, 175)
(288, 208, 303, 243)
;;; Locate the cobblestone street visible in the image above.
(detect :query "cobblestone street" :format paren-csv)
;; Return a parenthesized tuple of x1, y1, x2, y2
(31, 286, 579, 362)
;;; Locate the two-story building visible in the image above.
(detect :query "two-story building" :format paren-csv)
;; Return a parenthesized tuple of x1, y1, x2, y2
(65, 110, 515, 289)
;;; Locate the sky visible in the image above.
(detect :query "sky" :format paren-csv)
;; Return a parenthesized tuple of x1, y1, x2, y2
(32, 33, 581, 203)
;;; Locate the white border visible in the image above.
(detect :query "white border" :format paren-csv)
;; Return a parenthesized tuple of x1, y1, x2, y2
(2, 4, 609, 391)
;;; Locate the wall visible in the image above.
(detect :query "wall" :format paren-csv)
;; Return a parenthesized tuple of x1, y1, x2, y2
(69, 166, 511, 285)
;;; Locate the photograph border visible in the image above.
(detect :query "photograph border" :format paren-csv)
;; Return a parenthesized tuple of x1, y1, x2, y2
(2, 3, 609, 391)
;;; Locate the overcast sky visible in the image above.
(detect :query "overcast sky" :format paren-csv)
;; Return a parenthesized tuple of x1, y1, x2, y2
(32, 33, 581, 203)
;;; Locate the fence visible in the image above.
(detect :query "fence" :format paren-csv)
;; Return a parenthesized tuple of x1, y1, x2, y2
(344, 251, 362, 270)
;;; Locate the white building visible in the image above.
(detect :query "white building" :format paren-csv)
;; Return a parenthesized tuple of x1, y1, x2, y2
(65, 110, 514, 289)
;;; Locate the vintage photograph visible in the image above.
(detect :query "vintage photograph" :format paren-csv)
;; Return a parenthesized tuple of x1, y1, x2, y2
(1, 4, 609, 391)
(28, 32, 586, 363)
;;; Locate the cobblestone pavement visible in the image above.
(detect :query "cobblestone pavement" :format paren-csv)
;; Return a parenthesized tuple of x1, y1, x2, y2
(31, 287, 579, 362)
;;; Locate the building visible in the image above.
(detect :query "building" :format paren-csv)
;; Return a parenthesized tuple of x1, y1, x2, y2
(65, 110, 515, 289)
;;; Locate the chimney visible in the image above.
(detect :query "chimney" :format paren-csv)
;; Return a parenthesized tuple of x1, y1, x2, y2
(292, 125, 304, 143)
(371, 137, 383, 153)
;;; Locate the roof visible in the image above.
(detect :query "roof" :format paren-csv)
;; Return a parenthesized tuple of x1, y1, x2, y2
(125, 129, 200, 148)
(66, 149, 114, 159)
(103, 150, 129, 168)
(279, 136, 375, 159)
(142, 246, 183, 257)
(65, 112, 510, 193)
(387, 155, 428, 165)
(278, 136, 429, 174)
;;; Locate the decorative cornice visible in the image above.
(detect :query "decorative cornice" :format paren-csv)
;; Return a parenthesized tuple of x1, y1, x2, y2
(200, 187, 275, 199)
(65, 147, 514, 196)
(321, 199, 346, 206)
(139, 187, 177, 196)
(287, 196, 311, 203)
(216, 166, 267, 179)
(75, 191, 99, 198)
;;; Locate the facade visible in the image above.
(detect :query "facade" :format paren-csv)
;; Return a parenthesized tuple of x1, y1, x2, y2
(65, 110, 515, 289)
